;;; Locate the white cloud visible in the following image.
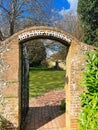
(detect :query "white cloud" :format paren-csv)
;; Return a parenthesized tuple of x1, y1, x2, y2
(68, 0, 78, 12)
(59, 0, 78, 16)
(59, 7, 66, 16)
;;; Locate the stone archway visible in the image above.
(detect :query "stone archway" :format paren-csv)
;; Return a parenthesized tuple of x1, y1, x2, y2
(0, 26, 96, 130)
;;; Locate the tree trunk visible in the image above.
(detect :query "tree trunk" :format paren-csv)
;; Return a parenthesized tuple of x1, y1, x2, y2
(10, 21, 14, 35)
(0, 30, 4, 41)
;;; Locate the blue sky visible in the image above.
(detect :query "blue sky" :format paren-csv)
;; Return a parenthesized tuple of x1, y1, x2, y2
(53, 0, 70, 10)
(53, 0, 78, 15)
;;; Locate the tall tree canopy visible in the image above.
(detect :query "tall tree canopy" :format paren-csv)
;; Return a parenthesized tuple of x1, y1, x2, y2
(78, 0, 98, 46)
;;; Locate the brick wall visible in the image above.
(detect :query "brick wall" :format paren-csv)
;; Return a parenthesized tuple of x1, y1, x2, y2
(0, 26, 97, 130)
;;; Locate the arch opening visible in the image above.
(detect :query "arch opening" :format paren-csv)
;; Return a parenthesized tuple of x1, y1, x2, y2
(19, 34, 70, 130)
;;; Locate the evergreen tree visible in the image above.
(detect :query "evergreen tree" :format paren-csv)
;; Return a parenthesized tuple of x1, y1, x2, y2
(27, 40, 46, 67)
(78, 0, 98, 46)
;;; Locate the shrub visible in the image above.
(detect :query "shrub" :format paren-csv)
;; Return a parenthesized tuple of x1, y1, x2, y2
(78, 51, 98, 130)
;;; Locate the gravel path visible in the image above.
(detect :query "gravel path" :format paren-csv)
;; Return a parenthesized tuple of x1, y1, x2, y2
(29, 89, 65, 107)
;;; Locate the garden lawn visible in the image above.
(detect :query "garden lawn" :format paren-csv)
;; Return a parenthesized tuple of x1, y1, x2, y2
(29, 67, 65, 98)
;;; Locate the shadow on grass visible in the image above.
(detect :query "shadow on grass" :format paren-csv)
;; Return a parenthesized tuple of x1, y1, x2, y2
(24, 105, 66, 130)
(29, 66, 65, 71)
(0, 115, 17, 130)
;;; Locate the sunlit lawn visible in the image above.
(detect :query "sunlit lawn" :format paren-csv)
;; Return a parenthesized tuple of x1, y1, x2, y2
(29, 67, 65, 98)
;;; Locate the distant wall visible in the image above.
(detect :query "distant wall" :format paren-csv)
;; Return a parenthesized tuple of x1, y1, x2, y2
(46, 59, 66, 70)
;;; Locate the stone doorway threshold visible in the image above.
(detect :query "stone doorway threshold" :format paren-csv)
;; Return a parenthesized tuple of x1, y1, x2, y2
(24, 89, 66, 130)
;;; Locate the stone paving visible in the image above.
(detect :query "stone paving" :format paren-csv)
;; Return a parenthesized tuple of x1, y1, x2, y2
(24, 89, 66, 130)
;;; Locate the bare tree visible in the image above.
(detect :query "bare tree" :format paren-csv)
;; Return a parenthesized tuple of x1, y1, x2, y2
(55, 11, 83, 41)
(0, 30, 4, 40)
(0, 0, 53, 37)
(44, 39, 68, 61)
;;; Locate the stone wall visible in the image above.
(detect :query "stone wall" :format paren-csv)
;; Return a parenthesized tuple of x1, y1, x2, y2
(0, 38, 20, 129)
(0, 26, 97, 130)
(66, 41, 97, 130)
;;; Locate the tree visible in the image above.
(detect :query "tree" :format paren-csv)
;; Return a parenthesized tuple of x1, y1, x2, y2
(57, 45, 68, 60)
(55, 11, 83, 41)
(27, 39, 46, 67)
(78, 0, 98, 46)
(0, 30, 3, 41)
(44, 39, 68, 60)
(0, 0, 53, 37)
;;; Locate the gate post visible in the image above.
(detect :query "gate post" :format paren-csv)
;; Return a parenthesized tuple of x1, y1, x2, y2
(66, 42, 82, 130)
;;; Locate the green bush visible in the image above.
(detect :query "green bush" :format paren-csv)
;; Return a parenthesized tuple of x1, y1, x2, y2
(78, 51, 98, 130)
(61, 99, 66, 111)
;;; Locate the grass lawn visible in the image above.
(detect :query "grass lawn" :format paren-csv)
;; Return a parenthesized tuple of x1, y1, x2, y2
(29, 67, 65, 98)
